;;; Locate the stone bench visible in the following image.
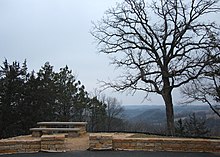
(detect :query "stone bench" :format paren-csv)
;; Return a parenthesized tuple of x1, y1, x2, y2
(30, 128, 80, 138)
(37, 122, 87, 135)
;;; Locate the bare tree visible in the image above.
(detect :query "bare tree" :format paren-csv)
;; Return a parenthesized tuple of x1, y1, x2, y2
(90, 90, 125, 131)
(181, 54, 220, 117)
(105, 97, 124, 131)
(92, 0, 220, 135)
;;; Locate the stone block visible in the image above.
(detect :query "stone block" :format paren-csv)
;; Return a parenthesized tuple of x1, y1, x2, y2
(14, 144, 23, 150)
(121, 142, 130, 148)
(55, 144, 64, 149)
(47, 145, 55, 150)
(130, 142, 137, 147)
(41, 135, 54, 141)
(22, 144, 30, 149)
(0, 149, 17, 154)
(41, 145, 48, 150)
(0, 142, 6, 146)
(32, 131, 42, 137)
(144, 143, 154, 147)
(0, 145, 10, 150)
(68, 132, 79, 138)
(24, 148, 38, 153)
(89, 135, 113, 150)
(30, 144, 41, 150)
(6, 140, 17, 145)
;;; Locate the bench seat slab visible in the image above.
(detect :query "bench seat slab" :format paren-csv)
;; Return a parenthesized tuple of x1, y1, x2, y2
(30, 128, 80, 137)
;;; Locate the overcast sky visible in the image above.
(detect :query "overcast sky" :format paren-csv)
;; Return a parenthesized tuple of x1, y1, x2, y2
(0, 0, 181, 106)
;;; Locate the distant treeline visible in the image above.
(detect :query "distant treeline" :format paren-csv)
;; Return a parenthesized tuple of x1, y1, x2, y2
(0, 60, 124, 139)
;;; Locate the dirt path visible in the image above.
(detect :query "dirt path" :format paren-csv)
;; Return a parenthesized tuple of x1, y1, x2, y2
(65, 134, 89, 151)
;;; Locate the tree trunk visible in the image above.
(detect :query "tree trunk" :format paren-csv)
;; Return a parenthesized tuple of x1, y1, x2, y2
(162, 89, 175, 136)
(161, 69, 175, 135)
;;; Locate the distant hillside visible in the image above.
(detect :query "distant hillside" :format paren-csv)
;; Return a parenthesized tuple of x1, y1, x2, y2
(123, 104, 211, 120)
(122, 104, 220, 136)
(122, 104, 217, 124)
(123, 105, 165, 119)
(129, 108, 166, 124)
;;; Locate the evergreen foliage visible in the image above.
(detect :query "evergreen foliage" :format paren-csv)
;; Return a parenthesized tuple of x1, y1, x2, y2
(0, 60, 123, 138)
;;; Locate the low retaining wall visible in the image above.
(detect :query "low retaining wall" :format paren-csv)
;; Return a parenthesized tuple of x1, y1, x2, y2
(90, 134, 113, 150)
(89, 133, 220, 152)
(0, 139, 41, 154)
(41, 135, 65, 152)
(0, 135, 66, 154)
(113, 138, 220, 152)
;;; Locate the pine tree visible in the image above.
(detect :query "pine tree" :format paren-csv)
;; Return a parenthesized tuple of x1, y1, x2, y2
(0, 60, 29, 138)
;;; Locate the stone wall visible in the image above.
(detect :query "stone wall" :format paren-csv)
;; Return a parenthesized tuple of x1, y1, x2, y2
(0, 139, 41, 154)
(41, 135, 65, 152)
(113, 138, 220, 152)
(0, 135, 66, 154)
(89, 133, 220, 152)
(89, 134, 113, 150)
